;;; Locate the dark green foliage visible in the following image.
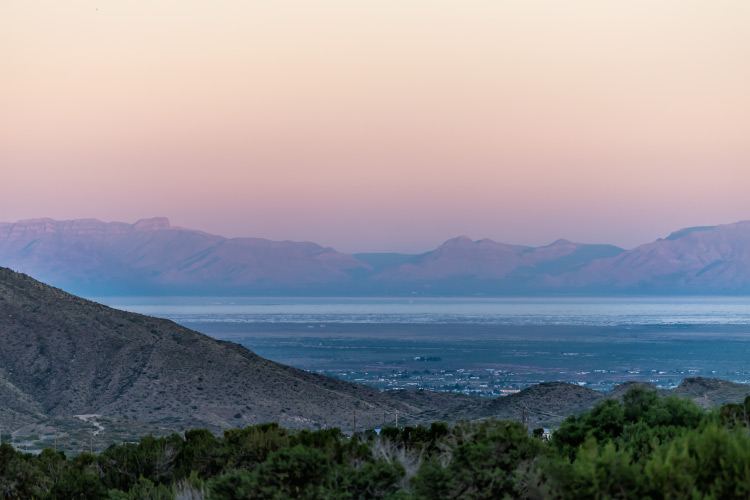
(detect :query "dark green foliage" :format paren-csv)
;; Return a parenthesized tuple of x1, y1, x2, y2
(210, 445, 332, 499)
(209, 438, 405, 500)
(107, 476, 173, 500)
(99, 433, 183, 492)
(563, 439, 642, 499)
(378, 422, 450, 457)
(171, 428, 220, 480)
(719, 395, 750, 429)
(7, 387, 750, 499)
(49, 453, 109, 500)
(0, 443, 52, 499)
(552, 387, 705, 462)
(218, 422, 290, 472)
(411, 420, 547, 500)
(644, 423, 750, 500)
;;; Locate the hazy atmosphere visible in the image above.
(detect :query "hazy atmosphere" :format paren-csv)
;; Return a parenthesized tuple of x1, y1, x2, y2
(3, 1, 749, 252)
(5, 4, 750, 496)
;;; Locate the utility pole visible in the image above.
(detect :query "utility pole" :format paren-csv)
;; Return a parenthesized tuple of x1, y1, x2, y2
(395, 411, 399, 429)
(353, 412, 357, 436)
(520, 406, 528, 428)
(383, 411, 386, 428)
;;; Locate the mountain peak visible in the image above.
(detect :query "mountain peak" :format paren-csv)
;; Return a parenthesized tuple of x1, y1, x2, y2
(664, 226, 716, 241)
(133, 217, 171, 231)
(443, 235, 474, 245)
(547, 238, 575, 247)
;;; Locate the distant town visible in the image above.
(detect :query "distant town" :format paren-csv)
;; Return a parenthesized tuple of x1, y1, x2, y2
(317, 365, 750, 396)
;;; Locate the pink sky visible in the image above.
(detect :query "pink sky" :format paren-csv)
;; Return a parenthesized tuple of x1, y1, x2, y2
(2, 1, 749, 253)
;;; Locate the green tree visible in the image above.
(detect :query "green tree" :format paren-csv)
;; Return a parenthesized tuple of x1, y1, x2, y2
(411, 420, 547, 500)
(108, 476, 173, 500)
(0, 444, 51, 500)
(564, 438, 642, 500)
(645, 423, 750, 499)
(49, 452, 108, 500)
(99, 434, 183, 492)
(210, 444, 331, 500)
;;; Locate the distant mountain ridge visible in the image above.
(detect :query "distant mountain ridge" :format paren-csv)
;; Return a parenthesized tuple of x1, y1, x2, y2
(2, 217, 750, 295)
(552, 221, 750, 294)
(0, 218, 369, 296)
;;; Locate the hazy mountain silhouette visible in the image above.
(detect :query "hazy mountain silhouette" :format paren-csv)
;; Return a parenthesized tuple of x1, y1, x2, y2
(0, 218, 369, 296)
(550, 222, 750, 294)
(3, 217, 750, 295)
(370, 236, 624, 295)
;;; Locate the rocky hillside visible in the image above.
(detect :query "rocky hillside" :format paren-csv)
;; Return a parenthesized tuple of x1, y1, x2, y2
(670, 377, 750, 409)
(417, 378, 750, 429)
(2, 264, 750, 439)
(418, 382, 606, 428)
(0, 267, 471, 432)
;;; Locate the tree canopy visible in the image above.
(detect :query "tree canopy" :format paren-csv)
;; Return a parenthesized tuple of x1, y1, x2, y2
(2, 388, 750, 499)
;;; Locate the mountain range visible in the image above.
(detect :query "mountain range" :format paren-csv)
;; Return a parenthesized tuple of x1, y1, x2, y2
(2, 217, 750, 296)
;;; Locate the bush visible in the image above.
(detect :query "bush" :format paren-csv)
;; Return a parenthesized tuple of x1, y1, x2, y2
(6, 387, 750, 499)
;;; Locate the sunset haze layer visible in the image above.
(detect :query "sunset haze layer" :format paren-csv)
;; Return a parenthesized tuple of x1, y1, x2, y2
(3, 1, 749, 252)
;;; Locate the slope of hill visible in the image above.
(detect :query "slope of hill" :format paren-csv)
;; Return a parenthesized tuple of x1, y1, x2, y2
(419, 378, 750, 429)
(417, 382, 607, 428)
(2, 265, 749, 442)
(0, 267, 471, 433)
(671, 377, 750, 409)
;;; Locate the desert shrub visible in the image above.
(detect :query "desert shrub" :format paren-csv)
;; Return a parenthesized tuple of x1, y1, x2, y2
(411, 420, 548, 500)
(6, 388, 750, 500)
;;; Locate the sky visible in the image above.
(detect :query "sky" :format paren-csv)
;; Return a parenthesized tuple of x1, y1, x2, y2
(2, 1, 749, 253)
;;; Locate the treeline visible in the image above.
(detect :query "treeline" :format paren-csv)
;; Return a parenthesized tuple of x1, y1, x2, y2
(3, 387, 750, 499)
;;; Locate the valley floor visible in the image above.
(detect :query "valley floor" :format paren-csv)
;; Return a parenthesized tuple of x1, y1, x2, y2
(187, 322, 750, 395)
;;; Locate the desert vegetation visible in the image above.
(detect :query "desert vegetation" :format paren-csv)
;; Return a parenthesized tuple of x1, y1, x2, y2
(2, 388, 750, 499)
